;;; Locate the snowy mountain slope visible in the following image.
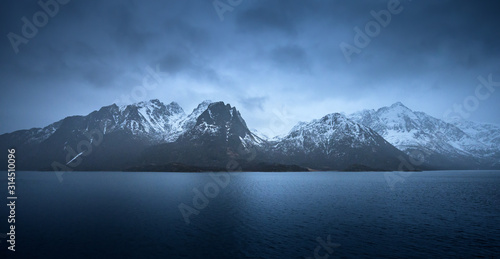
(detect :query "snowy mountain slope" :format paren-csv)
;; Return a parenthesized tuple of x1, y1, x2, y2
(164, 100, 213, 142)
(0, 99, 211, 170)
(270, 113, 408, 170)
(103, 99, 187, 142)
(450, 119, 500, 149)
(0, 120, 62, 146)
(3, 99, 496, 171)
(349, 102, 497, 168)
(180, 101, 265, 146)
(249, 128, 270, 142)
(0, 99, 272, 170)
(141, 101, 268, 168)
(275, 114, 385, 152)
(2, 99, 219, 148)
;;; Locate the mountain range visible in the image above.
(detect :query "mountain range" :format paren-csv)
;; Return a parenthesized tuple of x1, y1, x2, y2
(348, 102, 499, 169)
(1, 99, 498, 172)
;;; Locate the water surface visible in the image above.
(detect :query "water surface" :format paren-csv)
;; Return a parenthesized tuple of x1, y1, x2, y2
(1, 170, 499, 258)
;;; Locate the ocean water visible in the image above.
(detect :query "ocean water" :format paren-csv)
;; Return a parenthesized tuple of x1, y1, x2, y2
(0, 170, 499, 258)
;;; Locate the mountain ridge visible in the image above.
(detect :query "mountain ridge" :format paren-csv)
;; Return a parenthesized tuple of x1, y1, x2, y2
(349, 102, 499, 169)
(1, 99, 498, 171)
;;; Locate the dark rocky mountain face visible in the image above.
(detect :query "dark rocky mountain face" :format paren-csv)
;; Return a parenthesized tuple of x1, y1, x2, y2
(0, 99, 185, 171)
(141, 102, 266, 169)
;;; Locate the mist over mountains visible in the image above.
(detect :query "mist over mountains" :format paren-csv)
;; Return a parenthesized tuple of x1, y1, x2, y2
(1, 99, 498, 172)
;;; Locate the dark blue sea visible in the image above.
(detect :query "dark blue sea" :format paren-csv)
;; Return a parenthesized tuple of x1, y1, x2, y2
(1, 170, 499, 258)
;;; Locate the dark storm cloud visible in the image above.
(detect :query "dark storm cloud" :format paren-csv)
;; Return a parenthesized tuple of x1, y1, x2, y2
(269, 44, 310, 73)
(235, 6, 298, 36)
(107, 3, 158, 53)
(156, 48, 220, 82)
(82, 64, 123, 88)
(1, 0, 499, 135)
(163, 18, 209, 47)
(158, 53, 189, 75)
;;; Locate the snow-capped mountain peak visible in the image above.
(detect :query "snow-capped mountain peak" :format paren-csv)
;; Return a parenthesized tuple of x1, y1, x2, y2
(389, 101, 408, 109)
(349, 102, 498, 169)
(450, 119, 500, 149)
(277, 113, 387, 153)
(269, 112, 405, 170)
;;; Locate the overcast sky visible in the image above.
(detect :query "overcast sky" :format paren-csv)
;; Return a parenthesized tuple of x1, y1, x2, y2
(1, 0, 499, 137)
